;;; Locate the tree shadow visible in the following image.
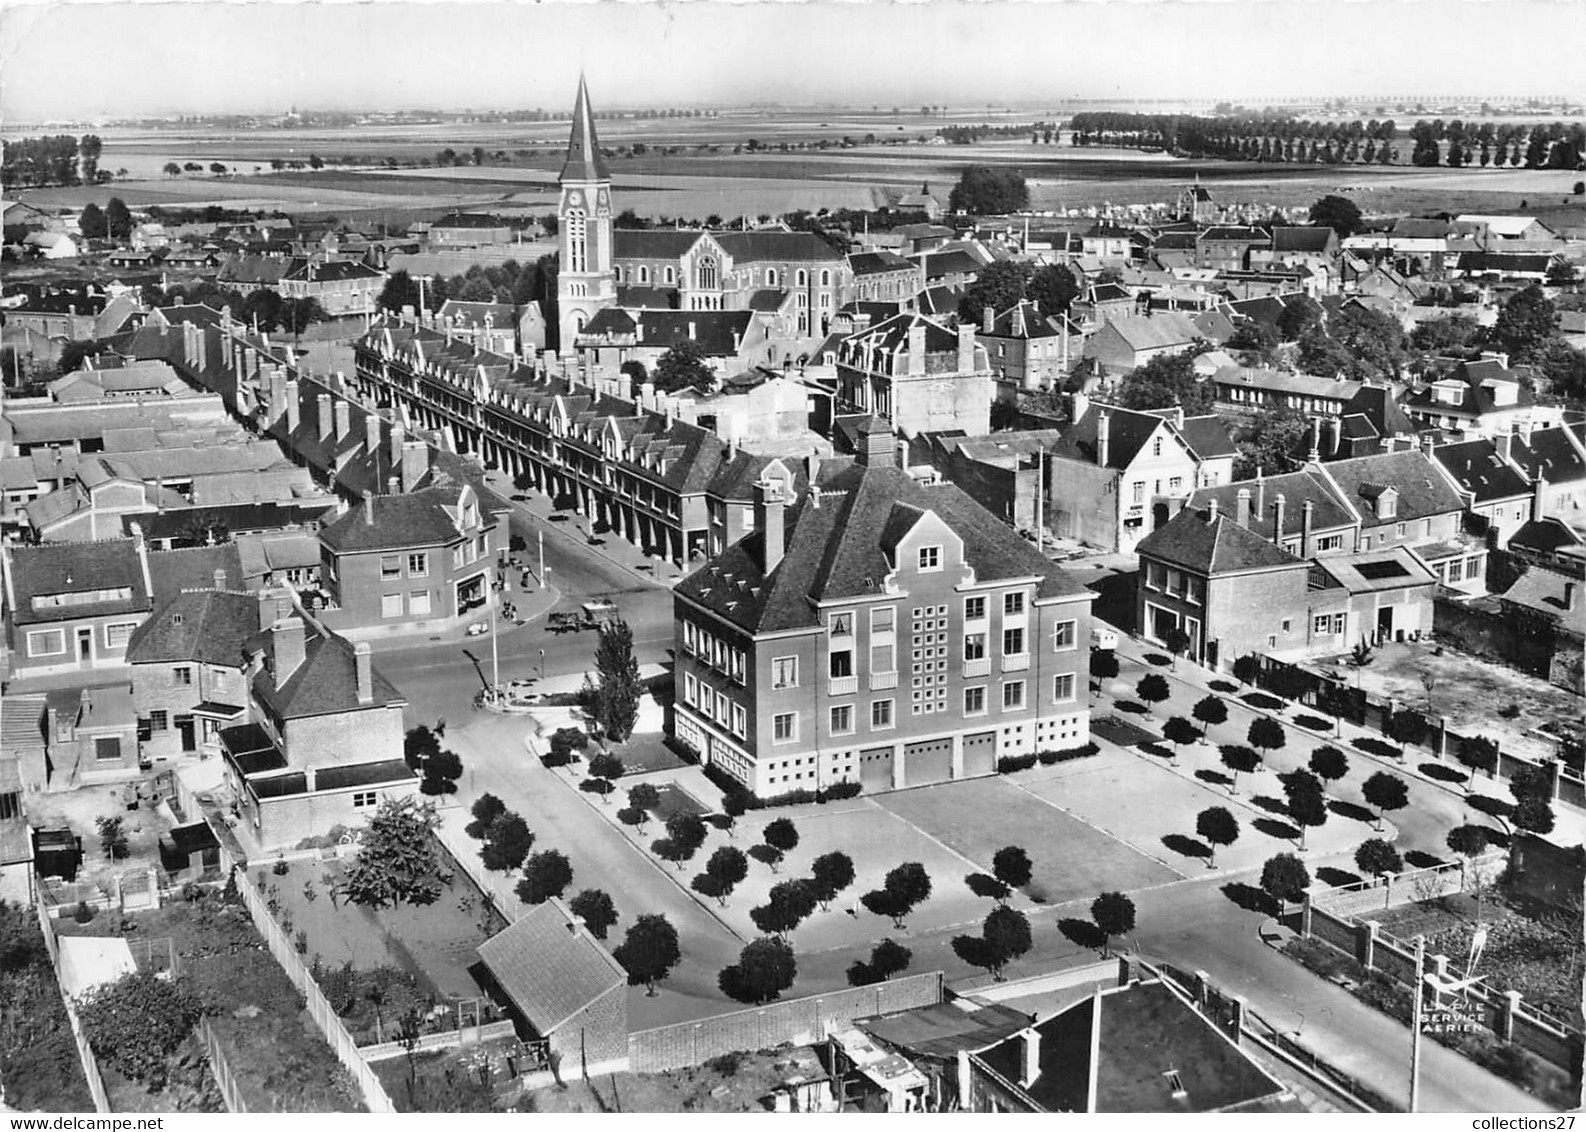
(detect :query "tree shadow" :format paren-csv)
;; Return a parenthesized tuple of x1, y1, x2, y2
(708, 814, 736, 831)
(1467, 795, 1514, 822)
(965, 873, 1011, 902)
(951, 934, 995, 975)
(1329, 799, 1378, 824)
(1196, 769, 1234, 789)
(1481, 827, 1512, 849)
(1161, 833, 1212, 861)
(1240, 692, 1286, 711)
(1115, 700, 1150, 715)
(1209, 680, 1240, 694)
(1419, 762, 1468, 785)
(1139, 742, 1176, 761)
(1403, 850, 1445, 869)
(1143, 653, 1172, 667)
(1316, 867, 1363, 887)
(1352, 737, 1401, 760)
(1058, 918, 1105, 950)
(1293, 714, 1333, 732)
(1249, 794, 1290, 816)
(748, 844, 783, 870)
(1221, 882, 1278, 916)
(1253, 817, 1301, 841)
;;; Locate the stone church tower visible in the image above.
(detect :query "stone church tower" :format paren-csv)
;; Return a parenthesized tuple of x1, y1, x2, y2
(555, 75, 617, 354)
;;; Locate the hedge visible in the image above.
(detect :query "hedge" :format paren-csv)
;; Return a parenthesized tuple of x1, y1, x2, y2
(701, 762, 864, 810)
(999, 743, 1100, 774)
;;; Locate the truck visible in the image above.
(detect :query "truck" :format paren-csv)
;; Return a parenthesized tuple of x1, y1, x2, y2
(546, 600, 620, 635)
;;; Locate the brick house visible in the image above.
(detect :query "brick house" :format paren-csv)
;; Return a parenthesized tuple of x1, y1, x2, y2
(848, 251, 924, 305)
(2, 539, 153, 679)
(126, 586, 258, 764)
(1081, 312, 1204, 377)
(317, 481, 509, 636)
(1313, 449, 1478, 586)
(1508, 425, 1586, 525)
(1432, 437, 1534, 546)
(672, 436, 1094, 799)
(977, 301, 1080, 396)
(833, 312, 992, 438)
(1046, 404, 1234, 553)
(477, 897, 629, 1070)
(220, 602, 415, 851)
(278, 259, 386, 317)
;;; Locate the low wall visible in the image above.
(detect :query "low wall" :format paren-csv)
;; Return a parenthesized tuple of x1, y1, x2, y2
(627, 971, 944, 1074)
(361, 1019, 517, 1062)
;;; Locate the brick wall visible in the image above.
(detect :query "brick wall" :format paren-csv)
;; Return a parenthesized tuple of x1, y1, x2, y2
(627, 971, 943, 1074)
(284, 703, 405, 769)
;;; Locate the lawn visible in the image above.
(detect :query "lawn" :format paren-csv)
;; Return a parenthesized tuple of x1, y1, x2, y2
(877, 773, 1181, 904)
(0, 903, 95, 1112)
(54, 889, 361, 1112)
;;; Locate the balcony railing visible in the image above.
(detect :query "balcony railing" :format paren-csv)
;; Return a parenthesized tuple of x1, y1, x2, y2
(1001, 653, 1030, 673)
(828, 675, 859, 696)
(869, 671, 899, 691)
(962, 657, 992, 678)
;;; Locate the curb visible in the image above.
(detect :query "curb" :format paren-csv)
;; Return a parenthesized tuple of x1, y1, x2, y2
(489, 476, 679, 593)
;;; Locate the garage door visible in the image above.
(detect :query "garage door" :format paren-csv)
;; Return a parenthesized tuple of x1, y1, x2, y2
(859, 746, 894, 793)
(905, 737, 954, 787)
(962, 730, 997, 779)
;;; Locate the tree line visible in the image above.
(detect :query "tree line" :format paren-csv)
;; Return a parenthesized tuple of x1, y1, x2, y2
(1068, 113, 1586, 169)
(1, 134, 107, 188)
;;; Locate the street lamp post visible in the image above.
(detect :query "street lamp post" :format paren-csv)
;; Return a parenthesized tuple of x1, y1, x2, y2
(538, 529, 544, 586)
(538, 649, 546, 681)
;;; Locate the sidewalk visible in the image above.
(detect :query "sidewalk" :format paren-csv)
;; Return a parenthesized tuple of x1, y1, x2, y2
(482, 469, 687, 591)
(1102, 620, 1586, 850)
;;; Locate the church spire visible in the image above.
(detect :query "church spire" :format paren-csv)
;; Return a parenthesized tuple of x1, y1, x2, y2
(560, 73, 610, 183)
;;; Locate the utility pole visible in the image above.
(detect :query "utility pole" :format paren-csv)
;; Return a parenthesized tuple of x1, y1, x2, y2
(538, 528, 545, 584)
(489, 582, 501, 703)
(1408, 933, 1426, 1112)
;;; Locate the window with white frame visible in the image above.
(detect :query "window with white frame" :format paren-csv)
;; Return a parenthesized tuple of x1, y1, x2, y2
(965, 595, 986, 620)
(407, 552, 428, 577)
(1313, 612, 1346, 635)
(730, 702, 746, 738)
(830, 705, 854, 735)
(683, 672, 698, 706)
(1004, 591, 1025, 616)
(103, 621, 138, 649)
(918, 546, 941, 571)
(352, 791, 378, 809)
(410, 590, 432, 616)
(963, 632, 987, 661)
(771, 656, 798, 689)
(173, 666, 193, 686)
(773, 713, 797, 743)
(380, 554, 402, 580)
(964, 686, 986, 715)
(1053, 673, 1076, 703)
(871, 699, 893, 729)
(1003, 680, 1026, 710)
(1002, 627, 1025, 656)
(382, 593, 404, 618)
(715, 691, 729, 723)
(1317, 534, 1343, 552)
(1052, 620, 1076, 650)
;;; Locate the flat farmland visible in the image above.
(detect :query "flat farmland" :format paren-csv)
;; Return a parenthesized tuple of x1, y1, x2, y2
(876, 774, 1181, 904)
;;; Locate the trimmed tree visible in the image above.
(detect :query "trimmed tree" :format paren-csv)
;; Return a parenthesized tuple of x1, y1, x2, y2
(1163, 626, 1192, 670)
(1456, 736, 1499, 788)
(1308, 746, 1350, 794)
(750, 879, 818, 938)
(655, 812, 708, 870)
(613, 914, 681, 995)
(626, 783, 661, 828)
(1513, 796, 1556, 835)
(464, 793, 507, 838)
(861, 862, 932, 929)
(1386, 708, 1428, 756)
(1091, 892, 1136, 956)
(982, 905, 1033, 979)
(1362, 771, 1410, 831)
(1247, 716, 1286, 760)
(720, 936, 797, 1004)
(341, 797, 445, 909)
(1162, 716, 1200, 759)
(1446, 824, 1490, 881)
(1136, 673, 1171, 708)
(991, 846, 1033, 890)
(517, 849, 573, 904)
(763, 817, 800, 858)
(586, 753, 625, 804)
(719, 791, 748, 836)
(479, 812, 535, 872)
(1196, 806, 1239, 868)
(810, 851, 856, 911)
(1219, 744, 1262, 795)
(848, 938, 913, 986)
(1260, 852, 1311, 905)
(1355, 838, 1402, 880)
(567, 889, 618, 939)
(1288, 788, 1329, 849)
(1192, 694, 1228, 736)
(592, 618, 642, 742)
(698, 845, 750, 907)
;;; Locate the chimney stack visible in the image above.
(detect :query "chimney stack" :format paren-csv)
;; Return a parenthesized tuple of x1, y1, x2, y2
(907, 323, 927, 376)
(1301, 500, 1315, 558)
(354, 641, 374, 704)
(334, 398, 351, 440)
(1532, 475, 1547, 523)
(1421, 432, 1435, 456)
(1096, 411, 1111, 467)
(982, 305, 995, 335)
(1496, 432, 1512, 462)
(1255, 467, 1266, 514)
(1018, 1027, 1042, 1089)
(1309, 417, 1322, 464)
(858, 422, 895, 468)
(401, 440, 429, 492)
(1235, 487, 1252, 528)
(364, 490, 376, 526)
(272, 616, 307, 682)
(957, 322, 976, 374)
(213, 567, 227, 590)
(317, 393, 333, 439)
(1272, 493, 1287, 545)
(1326, 414, 1342, 460)
(1206, 497, 1220, 523)
(754, 480, 786, 574)
(285, 380, 301, 432)
(365, 412, 382, 456)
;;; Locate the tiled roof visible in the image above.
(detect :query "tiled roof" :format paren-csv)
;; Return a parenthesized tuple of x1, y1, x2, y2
(1270, 227, 1335, 253)
(282, 260, 382, 283)
(1051, 405, 1168, 470)
(1210, 365, 1362, 401)
(1457, 251, 1555, 274)
(1433, 439, 1531, 504)
(1098, 312, 1202, 353)
(746, 288, 788, 313)
(251, 622, 406, 719)
(614, 285, 679, 309)
(714, 231, 843, 263)
(477, 898, 627, 1035)
(848, 250, 916, 275)
(126, 589, 257, 667)
(839, 311, 959, 357)
(148, 545, 246, 604)
(1511, 427, 1586, 486)
(1321, 450, 1466, 526)
(1509, 517, 1582, 555)
(319, 484, 473, 553)
(676, 463, 1090, 634)
(612, 230, 705, 260)
(1137, 507, 1304, 575)
(628, 310, 752, 356)
(1199, 226, 1270, 243)
(913, 249, 983, 278)
(437, 301, 515, 329)
(6, 539, 151, 626)
(1499, 569, 1586, 632)
(1189, 471, 1354, 538)
(983, 300, 1061, 340)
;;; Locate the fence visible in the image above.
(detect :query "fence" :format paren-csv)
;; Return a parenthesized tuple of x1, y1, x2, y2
(230, 865, 397, 1113)
(1247, 653, 1582, 812)
(361, 1019, 517, 1063)
(1309, 855, 1500, 918)
(627, 971, 944, 1074)
(1299, 867, 1584, 1079)
(30, 892, 112, 1113)
(196, 1017, 247, 1113)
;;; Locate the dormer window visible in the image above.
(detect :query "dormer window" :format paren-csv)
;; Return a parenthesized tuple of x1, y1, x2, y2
(918, 546, 941, 572)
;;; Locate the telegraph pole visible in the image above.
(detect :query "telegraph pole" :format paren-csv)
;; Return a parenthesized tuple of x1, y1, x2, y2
(1408, 934, 1426, 1112)
(538, 528, 545, 585)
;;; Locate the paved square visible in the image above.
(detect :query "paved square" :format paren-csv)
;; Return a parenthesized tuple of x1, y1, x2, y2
(876, 773, 1180, 904)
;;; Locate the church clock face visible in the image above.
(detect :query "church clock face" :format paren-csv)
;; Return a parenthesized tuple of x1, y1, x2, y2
(595, 188, 611, 215)
(565, 189, 585, 210)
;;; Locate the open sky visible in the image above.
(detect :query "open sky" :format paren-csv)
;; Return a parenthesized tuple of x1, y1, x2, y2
(3, 0, 1584, 124)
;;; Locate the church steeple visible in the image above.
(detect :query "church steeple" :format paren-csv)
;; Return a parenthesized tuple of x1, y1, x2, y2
(560, 73, 610, 184)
